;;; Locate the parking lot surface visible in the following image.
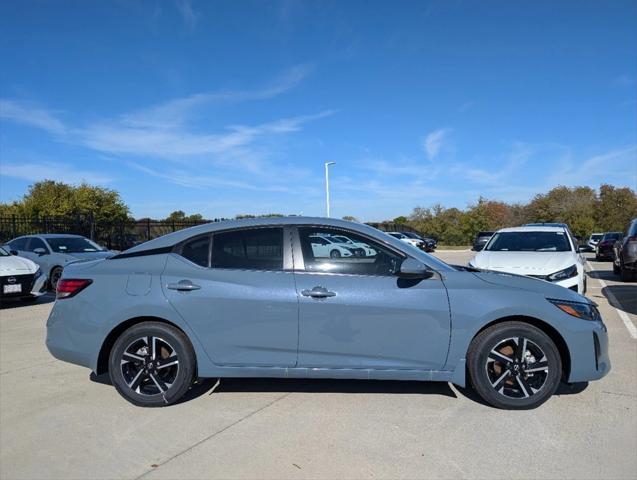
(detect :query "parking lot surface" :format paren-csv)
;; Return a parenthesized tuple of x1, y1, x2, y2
(1, 251, 635, 479)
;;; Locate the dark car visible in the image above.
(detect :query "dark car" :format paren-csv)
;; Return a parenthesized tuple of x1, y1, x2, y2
(472, 231, 495, 251)
(401, 232, 437, 252)
(613, 219, 637, 281)
(596, 232, 623, 261)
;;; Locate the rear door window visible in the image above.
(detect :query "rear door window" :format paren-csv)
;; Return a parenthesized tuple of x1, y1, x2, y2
(212, 228, 283, 271)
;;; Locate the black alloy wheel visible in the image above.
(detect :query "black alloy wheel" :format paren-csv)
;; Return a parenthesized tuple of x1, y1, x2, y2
(468, 322, 562, 409)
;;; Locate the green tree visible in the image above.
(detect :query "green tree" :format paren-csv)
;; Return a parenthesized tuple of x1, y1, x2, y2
(164, 210, 205, 222)
(4, 180, 130, 222)
(595, 184, 637, 232)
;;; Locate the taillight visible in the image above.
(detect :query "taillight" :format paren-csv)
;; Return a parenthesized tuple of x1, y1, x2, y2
(56, 279, 93, 299)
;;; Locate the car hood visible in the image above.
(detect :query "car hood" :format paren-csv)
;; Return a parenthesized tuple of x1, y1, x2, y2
(471, 251, 575, 275)
(0, 255, 38, 274)
(470, 270, 588, 303)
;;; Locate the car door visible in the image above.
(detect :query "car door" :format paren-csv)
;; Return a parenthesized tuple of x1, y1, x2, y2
(293, 226, 451, 370)
(162, 227, 299, 367)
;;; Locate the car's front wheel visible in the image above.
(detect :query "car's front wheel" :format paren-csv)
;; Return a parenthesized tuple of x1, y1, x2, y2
(108, 322, 196, 407)
(49, 266, 63, 291)
(468, 322, 562, 409)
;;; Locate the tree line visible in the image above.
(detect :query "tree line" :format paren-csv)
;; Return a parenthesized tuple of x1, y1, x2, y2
(1, 180, 636, 245)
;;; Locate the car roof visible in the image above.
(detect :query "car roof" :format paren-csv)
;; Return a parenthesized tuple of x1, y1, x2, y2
(40, 234, 86, 238)
(495, 226, 568, 233)
(124, 217, 392, 253)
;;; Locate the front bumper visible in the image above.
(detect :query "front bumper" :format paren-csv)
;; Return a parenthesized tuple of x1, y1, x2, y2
(567, 319, 610, 382)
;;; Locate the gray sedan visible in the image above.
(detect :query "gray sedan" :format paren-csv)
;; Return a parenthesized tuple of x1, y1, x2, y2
(45, 217, 609, 409)
(5, 234, 115, 289)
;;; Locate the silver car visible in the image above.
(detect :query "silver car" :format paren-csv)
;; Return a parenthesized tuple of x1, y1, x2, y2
(46, 217, 610, 409)
(5, 234, 115, 289)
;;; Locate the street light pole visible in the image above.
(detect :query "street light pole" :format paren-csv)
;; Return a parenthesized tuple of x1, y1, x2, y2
(324, 161, 336, 217)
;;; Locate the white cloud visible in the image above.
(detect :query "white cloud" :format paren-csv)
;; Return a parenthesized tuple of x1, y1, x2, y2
(175, 0, 199, 29)
(0, 162, 113, 185)
(423, 128, 451, 159)
(0, 99, 66, 134)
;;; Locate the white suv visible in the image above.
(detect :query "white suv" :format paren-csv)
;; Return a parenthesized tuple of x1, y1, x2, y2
(468, 226, 586, 294)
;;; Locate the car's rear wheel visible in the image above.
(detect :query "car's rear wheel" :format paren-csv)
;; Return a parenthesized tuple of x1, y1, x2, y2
(620, 261, 635, 282)
(613, 261, 621, 275)
(468, 322, 562, 410)
(108, 322, 195, 407)
(49, 266, 63, 291)
(330, 249, 341, 259)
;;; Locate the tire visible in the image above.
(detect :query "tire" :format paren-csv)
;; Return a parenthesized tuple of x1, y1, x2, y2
(330, 249, 341, 259)
(467, 321, 562, 410)
(620, 263, 635, 282)
(108, 322, 196, 407)
(594, 254, 600, 261)
(49, 266, 63, 291)
(613, 262, 621, 275)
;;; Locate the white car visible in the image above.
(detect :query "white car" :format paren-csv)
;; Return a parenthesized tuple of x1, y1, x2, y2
(0, 246, 47, 303)
(468, 226, 586, 294)
(327, 234, 377, 257)
(387, 232, 424, 249)
(308, 234, 367, 259)
(587, 233, 603, 252)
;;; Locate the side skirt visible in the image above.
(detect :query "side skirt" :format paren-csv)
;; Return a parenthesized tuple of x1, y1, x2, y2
(197, 365, 464, 385)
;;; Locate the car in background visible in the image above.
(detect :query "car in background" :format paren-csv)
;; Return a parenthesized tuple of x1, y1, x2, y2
(469, 226, 587, 293)
(325, 233, 377, 257)
(387, 232, 424, 250)
(0, 246, 47, 303)
(401, 232, 437, 252)
(4, 234, 115, 290)
(585, 233, 604, 252)
(613, 218, 637, 281)
(308, 234, 367, 258)
(595, 232, 623, 261)
(472, 231, 495, 251)
(46, 216, 609, 409)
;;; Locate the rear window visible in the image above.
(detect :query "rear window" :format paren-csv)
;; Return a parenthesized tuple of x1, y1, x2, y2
(212, 228, 283, 270)
(628, 221, 637, 237)
(602, 232, 622, 241)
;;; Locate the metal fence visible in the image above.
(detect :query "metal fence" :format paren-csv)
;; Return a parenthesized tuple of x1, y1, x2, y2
(0, 215, 223, 251)
(0, 216, 426, 252)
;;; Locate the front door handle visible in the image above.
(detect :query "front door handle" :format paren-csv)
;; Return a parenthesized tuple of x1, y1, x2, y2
(167, 280, 201, 291)
(301, 286, 336, 299)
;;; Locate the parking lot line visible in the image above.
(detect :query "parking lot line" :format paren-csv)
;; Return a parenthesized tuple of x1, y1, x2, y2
(587, 261, 637, 339)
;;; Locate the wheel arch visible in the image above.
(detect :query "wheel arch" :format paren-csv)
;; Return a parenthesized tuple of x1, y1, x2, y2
(96, 316, 196, 375)
(472, 315, 572, 380)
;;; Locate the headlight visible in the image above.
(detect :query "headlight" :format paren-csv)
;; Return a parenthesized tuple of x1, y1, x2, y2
(547, 264, 577, 282)
(34, 267, 42, 279)
(548, 299, 600, 321)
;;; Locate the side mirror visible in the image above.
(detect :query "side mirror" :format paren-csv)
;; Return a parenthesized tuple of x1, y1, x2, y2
(33, 248, 47, 256)
(399, 258, 433, 279)
(10, 250, 18, 256)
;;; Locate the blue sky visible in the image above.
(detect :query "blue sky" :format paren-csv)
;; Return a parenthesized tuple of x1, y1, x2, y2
(1, 0, 636, 221)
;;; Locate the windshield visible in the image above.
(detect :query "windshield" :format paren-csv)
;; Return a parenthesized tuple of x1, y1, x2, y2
(45, 237, 106, 253)
(485, 231, 571, 252)
(590, 234, 603, 241)
(0, 246, 9, 257)
(602, 233, 621, 240)
(388, 233, 404, 239)
(332, 235, 354, 244)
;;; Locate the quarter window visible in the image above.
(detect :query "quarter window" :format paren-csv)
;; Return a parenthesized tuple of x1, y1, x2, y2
(298, 227, 402, 276)
(180, 235, 210, 267)
(212, 228, 283, 271)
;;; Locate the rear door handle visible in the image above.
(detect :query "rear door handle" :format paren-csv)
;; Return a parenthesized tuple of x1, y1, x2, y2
(167, 280, 201, 291)
(301, 286, 336, 298)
